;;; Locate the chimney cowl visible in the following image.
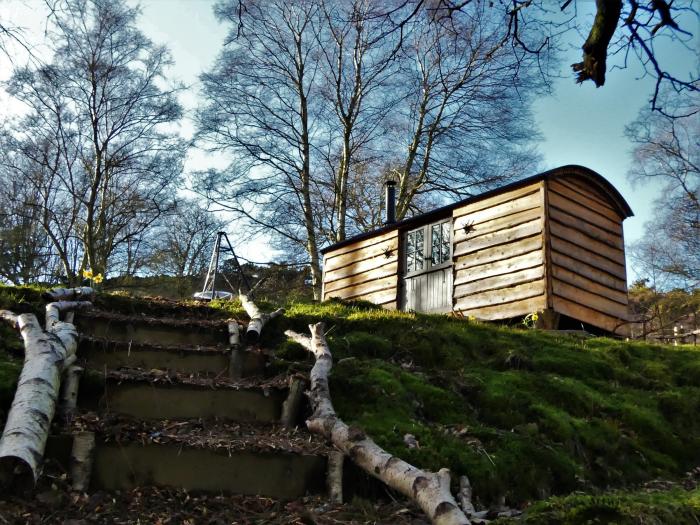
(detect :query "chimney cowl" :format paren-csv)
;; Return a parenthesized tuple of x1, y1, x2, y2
(384, 180, 396, 225)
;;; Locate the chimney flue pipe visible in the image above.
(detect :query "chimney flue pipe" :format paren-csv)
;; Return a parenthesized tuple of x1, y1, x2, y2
(384, 180, 396, 225)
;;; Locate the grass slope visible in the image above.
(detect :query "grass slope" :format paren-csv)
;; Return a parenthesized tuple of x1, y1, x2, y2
(266, 299, 700, 518)
(1, 287, 698, 522)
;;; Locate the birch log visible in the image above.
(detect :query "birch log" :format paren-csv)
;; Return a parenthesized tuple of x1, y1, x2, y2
(228, 321, 244, 380)
(70, 431, 96, 492)
(0, 300, 89, 487)
(42, 287, 95, 302)
(239, 293, 284, 343)
(285, 324, 470, 525)
(280, 376, 307, 428)
(60, 365, 84, 421)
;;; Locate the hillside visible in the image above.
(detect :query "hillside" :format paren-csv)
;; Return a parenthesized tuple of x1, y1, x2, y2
(0, 285, 699, 524)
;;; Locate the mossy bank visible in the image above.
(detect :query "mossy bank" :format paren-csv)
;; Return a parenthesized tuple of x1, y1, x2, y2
(1, 286, 698, 522)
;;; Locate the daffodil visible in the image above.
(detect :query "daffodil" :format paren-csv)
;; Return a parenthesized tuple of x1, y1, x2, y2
(82, 269, 93, 279)
(532, 313, 539, 322)
(92, 273, 104, 284)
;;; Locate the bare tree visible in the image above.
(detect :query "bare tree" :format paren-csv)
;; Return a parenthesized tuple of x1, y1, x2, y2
(0, 127, 84, 283)
(198, 0, 546, 299)
(431, 0, 698, 115)
(0, 179, 55, 285)
(390, 3, 543, 220)
(197, 0, 325, 298)
(315, 0, 401, 242)
(148, 200, 225, 279)
(2, 0, 185, 282)
(627, 90, 699, 289)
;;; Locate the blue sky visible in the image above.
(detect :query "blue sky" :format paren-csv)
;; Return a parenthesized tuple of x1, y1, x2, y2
(1, 0, 697, 281)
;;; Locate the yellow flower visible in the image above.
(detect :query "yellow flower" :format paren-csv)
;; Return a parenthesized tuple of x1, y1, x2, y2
(92, 273, 104, 284)
(82, 269, 93, 279)
(532, 313, 539, 322)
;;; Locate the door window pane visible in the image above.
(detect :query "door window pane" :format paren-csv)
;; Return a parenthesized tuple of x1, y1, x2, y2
(431, 224, 440, 264)
(414, 229, 424, 271)
(441, 222, 451, 263)
(406, 229, 424, 272)
(430, 221, 450, 265)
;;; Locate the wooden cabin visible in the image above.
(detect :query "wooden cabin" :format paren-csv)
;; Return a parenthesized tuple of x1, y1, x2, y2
(321, 165, 634, 336)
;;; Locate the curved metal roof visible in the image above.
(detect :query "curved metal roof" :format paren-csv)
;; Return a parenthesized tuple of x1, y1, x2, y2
(321, 164, 633, 255)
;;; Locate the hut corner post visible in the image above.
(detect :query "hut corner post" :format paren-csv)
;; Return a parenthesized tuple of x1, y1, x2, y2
(285, 323, 471, 525)
(0, 287, 93, 488)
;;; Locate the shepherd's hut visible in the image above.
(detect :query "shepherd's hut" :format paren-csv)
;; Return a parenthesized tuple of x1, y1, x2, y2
(321, 165, 633, 336)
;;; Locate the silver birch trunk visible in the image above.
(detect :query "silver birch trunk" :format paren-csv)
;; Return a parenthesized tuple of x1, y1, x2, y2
(228, 321, 243, 380)
(285, 324, 470, 525)
(0, 297, 91, 486)
(70, 431, 96, 492)
(42, 287, 95, 302)
(327, 450, 344, 503)
(280, 376, 306, 428)
(239, 293, 284, 343)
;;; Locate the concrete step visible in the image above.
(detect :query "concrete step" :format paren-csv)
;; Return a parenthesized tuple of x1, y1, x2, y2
(79, 369, 289, 423)
(49, 416, 331, 500)
(94, 443, 325, 499)
(78, 337, 266, 377)
(75, 310, 230, 347)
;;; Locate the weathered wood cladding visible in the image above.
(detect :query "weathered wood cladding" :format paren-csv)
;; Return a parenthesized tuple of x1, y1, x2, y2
(322, 230, 399, 308)
(452, 182, 547, 319)
(320, 166, 633, 334)
(545, 176, 629, 334)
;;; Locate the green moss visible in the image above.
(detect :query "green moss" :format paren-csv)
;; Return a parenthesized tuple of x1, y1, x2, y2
(3, 289, 684, 511)
(0, 284, 46, 318)
(0, 352, 21, 412)
(246, 298, 700, 505)
(499, 487, 700, 525)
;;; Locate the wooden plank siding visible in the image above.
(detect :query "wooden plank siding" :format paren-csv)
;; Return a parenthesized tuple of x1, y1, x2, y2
(452, 182, 547, 319)
(545, 176, 630, 335)
(322, 230, 399, 308)
(320, 168, 632, 335)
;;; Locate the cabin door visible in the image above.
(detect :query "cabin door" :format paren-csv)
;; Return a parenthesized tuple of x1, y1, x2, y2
(401, 219, 453, 313)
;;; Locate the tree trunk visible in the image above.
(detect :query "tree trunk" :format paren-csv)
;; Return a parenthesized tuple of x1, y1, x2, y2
(239, 293, 284, 343)
(70, 431, 96, 492)
(42, 287, 95, 302)
(280, 376, 307, 428)
(228, 321, 243, 380)
(0, 295, 91, 487)
(59, 365, 83, 422)
(285, 324, 470, 525)
(327, 450, 344, 503)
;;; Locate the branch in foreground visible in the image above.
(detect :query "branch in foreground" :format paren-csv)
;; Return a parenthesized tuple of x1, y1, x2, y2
(240, 293, 284, 343)
(0, 294, 92, 487)
(42, 286, 95, 302)
(285, 323, 471, 525)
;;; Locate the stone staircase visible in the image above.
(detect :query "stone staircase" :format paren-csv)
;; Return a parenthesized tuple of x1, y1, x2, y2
(51, 308, 332, 500)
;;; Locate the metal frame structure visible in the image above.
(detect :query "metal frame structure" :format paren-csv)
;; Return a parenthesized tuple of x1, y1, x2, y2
(195, 232, 251, 300)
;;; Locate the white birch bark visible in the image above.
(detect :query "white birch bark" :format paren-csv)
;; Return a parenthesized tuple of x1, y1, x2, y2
(60, 365, 84, 421)
(70, 431, 96, 492)
(280, 376, 306, 428)
(42, 287, 95, 302)
(285, 323, 470, 525)
(327, 450, 344, 503)
(228, 321, 243, 380)
(239, 293, 284, 343)
(0, 299, 90, 486)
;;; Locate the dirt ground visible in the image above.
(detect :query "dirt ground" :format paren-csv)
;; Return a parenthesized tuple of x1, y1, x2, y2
(0, 460, 428, 525)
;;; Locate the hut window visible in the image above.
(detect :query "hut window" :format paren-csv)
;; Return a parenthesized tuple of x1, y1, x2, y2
(406, 228, 424, 272)
(431, 221, 451, 265)
(405, 219, 451, 275)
